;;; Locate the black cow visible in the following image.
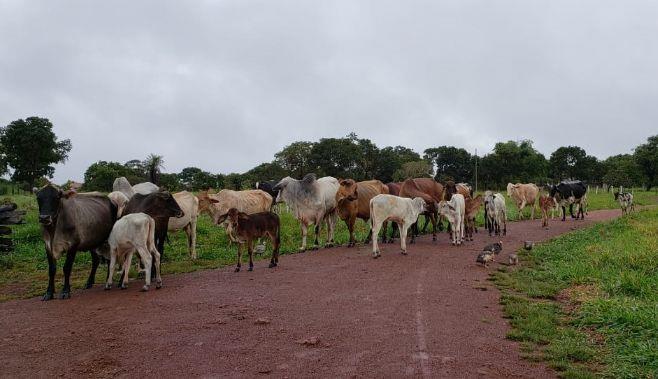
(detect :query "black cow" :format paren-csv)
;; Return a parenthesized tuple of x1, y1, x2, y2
(37, 185, 118, 300)
(550, 181, 587, 221)
(122, 192, 184, 276)
(255, 180, 279, 209)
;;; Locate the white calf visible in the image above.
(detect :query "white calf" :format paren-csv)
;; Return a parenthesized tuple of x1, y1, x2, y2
(104, 213, 162, 291)
(438, 194, 465, 245)
(370, 194, 426, 258)
(485, 193, 507, 236)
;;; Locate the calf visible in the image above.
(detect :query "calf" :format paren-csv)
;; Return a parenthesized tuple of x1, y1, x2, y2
(335, 179, 388, 247)
(101, 213, 162, 291)
(539, 195, 554, 228)
(485, 193, 507, 236)
(217, 208, 281, 272)
(438, 194, 465, 245)
(464, 195, 483, 241)
(614, 191, 634, 215)
(370, 194, 426, 258)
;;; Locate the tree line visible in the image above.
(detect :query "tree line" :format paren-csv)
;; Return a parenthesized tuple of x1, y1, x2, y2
(1, 117, 657, 191)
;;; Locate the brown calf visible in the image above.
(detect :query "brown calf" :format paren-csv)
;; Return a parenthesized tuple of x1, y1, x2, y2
(464, 195, 483, 241)
(539, 195, 554, 228)
(217, 208, 281, 272)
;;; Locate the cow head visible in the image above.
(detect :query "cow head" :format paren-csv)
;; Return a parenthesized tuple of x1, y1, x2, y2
(412, 197, 427, 214)
(141, 192, 185, 219)
(196, 191, 220, 214)
(216, 207, 249, 226)
(444, 181, 457, 201)
(337, 179, 358, 202)
(36, 184, 63, 226)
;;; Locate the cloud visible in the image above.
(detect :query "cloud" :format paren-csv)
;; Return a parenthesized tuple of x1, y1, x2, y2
(1, 0, 656, 182)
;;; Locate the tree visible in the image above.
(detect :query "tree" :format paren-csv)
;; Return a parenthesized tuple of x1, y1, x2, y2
(392, 161, 432, 181)
(549, 146, 599, 182)
(83, 161, 132, 191)
(243, 162, 288, 185)
(602, 154, 643, 189)
(423, 146, 474, 183)
(274, 141, 315, 178)
(309, 137, 362, 179)
(143, 154, 164, 185)
(479, 140, 548, 188)
(0, 117, 72, 188)
(375, 146, 420, 183)
(634, 135, 658, 190)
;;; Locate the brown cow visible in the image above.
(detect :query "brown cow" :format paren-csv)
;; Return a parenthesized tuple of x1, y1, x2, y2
(399, 178, 443, 242)
(386, 182, 402, 196)
(217, 208, 281, 272)
(507, 183, 539, 220)
(336, 179, 389, 247)
(464, 195, 483, 241)
(539, 195, 554, 228)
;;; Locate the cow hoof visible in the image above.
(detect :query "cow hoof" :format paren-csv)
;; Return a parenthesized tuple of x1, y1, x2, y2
(248, 266, 253, 272)
(235, 267, 240, 272)
(141, 285, 150, 292)
(373, 254, 380, 259)
(311, 246, 319, 251)
(120, 285, 128, 290)
(156, 283, 162, 289)
(104, 284, 111, 291)
(42, 292, 54, 301)
(59, 291, 71, 300)
(268, 262, 277, 268)
(84, 282, 94, 289)
(298, 247, 306, 252)
(451, 242, 456, 246)
(325, 243, 334, 248)
(401, 250, 407, 255)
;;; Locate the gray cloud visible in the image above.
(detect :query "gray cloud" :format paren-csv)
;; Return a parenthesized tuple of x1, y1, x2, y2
(1, 0, 657, 182)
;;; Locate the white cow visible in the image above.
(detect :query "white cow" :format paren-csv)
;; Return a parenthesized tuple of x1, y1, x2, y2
(438, 194, 465, 245)
(507, 183, 539, 220)
(101, 213, 162, 291)
(369, 194, 426, 258)
(485, 193, 507, 236)
(274, 174, 339, 251)
(107, 191, 129, 217)
(112, 177, 135, 199)
(132, 182, 159, 195)
(615, 192, 634, 215)
(168, 191, 200, 259)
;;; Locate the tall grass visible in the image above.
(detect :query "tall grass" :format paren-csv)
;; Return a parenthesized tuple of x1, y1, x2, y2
(493, 208, 658, 378)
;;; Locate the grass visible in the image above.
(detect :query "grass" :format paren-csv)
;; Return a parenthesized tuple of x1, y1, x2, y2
(0, 189, 655, 302)
(492, 207, 658, 378)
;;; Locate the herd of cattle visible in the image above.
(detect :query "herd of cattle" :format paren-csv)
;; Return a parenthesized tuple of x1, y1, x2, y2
(34, 175, 635, 300)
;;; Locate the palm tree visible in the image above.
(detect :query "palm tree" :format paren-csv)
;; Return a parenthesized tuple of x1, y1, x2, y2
(143, 154, 164, 185)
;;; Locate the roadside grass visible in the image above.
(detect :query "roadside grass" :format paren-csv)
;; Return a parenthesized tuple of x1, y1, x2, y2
(0, 189, 655, 302)
(492, 208, 658, 378)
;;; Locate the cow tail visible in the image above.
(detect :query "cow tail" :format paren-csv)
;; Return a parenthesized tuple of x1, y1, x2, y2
(147, 217, 157, 254)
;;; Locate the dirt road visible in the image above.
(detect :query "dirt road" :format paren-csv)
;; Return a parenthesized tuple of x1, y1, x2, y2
(0, 209, 620, 378)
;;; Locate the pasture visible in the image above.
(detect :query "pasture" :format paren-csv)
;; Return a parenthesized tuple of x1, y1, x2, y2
(494, 207, 658, 378)
(1, 189, 655, 302)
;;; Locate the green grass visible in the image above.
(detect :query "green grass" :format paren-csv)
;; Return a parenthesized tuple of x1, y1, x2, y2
(493, 207, 658, 378)
(0, 189, 655, 302)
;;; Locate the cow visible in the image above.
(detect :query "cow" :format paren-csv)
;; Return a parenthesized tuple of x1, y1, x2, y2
(369, 194, 426, 258)
(336, 179, 389, 247)
(485, 192, 507, 236)
(255, 181, 280, 210)
(614, 191, 634, 215)
(273, 174, 339, 251)
(216, 208, 281, 272)
(399, 178, 441, 243)
(36, 185, 118, 300)
(444, 181, 471, 200)
(107, 191, 130, 217)
(464, 195, 483, 241)
(122, 191, 184, 273)
(539, 195, 555, 228)
(197, 189, 272, 225)
(167, 191, 200, 259)
(438, 194, 465, 245)
(507, 183, 539, 220)
(550, 181, 587, 221)
(100, 213, 162, 292)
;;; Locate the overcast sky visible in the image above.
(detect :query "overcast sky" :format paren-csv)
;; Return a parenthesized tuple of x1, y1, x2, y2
(1, 1, 657, 183)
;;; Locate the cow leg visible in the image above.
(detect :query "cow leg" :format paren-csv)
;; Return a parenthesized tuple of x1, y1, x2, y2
(138, 246, 152, 291)
(325, 212, 337, 247)
(269, 230, 280, 268)
(105, 250, 118, 290)
(313, 224, 321, 250)
(247, 239, 254, 271)
(43, 253, 57, 301)
(518, 201, 526, 220)
(502, 214, 507, 236)
(152, 248, 162, 289)
(363, 218, 373, 245)
(347, 215, 356, 247)
(430, 213, 437, 241)
(60, 250, 77, 299)
(371, 219, 382, 258)
(86, 250, 100, 289)
(235, 243, 243, 272)
(561, 206, 566, 221)
(569, 203, 576, 219)
(399, 223, 408, 255)
(121, 251, 133, 289)
(186, 223, 196, 260)
(409, 222, 417, 244)
(299, 222, 308, 251)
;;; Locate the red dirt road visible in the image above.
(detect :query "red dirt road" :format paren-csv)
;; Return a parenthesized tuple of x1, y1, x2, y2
(0, 209, 620, 378)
